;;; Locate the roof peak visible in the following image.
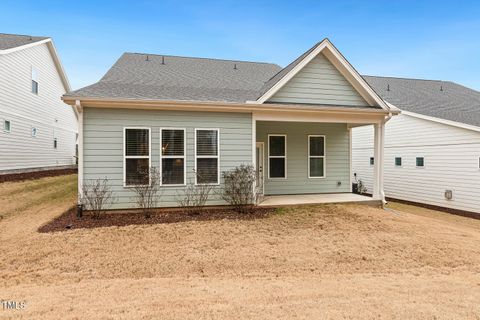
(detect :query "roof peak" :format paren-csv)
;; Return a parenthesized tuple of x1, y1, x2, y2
(124, 52, 280, 67)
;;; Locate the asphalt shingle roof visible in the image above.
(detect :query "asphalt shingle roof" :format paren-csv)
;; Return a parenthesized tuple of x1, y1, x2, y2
(0, 33, 49, 50)
(364, 76, 480, 127)
(66, 49, 480, 128)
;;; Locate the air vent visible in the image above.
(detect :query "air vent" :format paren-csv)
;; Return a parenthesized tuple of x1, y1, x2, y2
(444, 189, 453, 200)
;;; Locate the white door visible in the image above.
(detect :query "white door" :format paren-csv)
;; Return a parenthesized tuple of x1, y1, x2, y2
(256, 142, 264, 195)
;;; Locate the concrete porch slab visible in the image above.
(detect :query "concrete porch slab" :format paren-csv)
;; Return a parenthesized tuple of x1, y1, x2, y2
(259, 193, 381, 207)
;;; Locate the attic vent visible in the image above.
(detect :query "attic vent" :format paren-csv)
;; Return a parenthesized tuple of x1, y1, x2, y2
(440, 85, 443, 92)
(145, 55, 149, 61)
(28, 36, 32, 41)
(387, 84, 390, 91)
(233, 63, 237, 70)
(161, 56, 165, 65)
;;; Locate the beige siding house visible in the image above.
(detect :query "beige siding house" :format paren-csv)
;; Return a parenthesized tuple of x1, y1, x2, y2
(63, 39, 398, 209)
(353, 77, 480, 214)
(0, 34, 77, 173)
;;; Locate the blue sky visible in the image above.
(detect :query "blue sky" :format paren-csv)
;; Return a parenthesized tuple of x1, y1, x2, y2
(1, 0, 479, 90)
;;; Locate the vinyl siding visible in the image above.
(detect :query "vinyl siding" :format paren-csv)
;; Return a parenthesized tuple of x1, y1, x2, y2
(83, 108, 252, 209)
(352, 114, 480, 213)
(0, 43, 77, 171)
(268, 53, 369, 107)
(256, 121, 350, 195)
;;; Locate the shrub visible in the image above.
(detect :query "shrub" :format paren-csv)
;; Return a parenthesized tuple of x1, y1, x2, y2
(220, 164, 262, 213)
(81, 177, 115, 219)
(177, 172, 214, 215)
(132, 167, 161, 218)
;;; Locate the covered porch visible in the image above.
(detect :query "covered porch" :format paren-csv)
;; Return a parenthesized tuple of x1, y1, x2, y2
(252, 109, 388, 204)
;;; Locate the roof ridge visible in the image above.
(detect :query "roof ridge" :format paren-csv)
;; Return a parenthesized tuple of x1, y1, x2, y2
(0, 32, 49, 39)
(362, 74, 446, 83)
(125, 52, 281, 66)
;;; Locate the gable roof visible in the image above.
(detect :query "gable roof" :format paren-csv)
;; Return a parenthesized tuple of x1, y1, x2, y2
(364, 76, 480, 128)
(0, 33, 49, 51)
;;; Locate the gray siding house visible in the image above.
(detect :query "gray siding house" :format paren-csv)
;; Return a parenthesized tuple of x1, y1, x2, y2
(63, 39, 398, 209)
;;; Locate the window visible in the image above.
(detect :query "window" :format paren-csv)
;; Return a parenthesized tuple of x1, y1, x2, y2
(308, 135, 325, 178)
(395, 157, 402, 166)
(4, 120, 11, 133)
(370, 157, 374, 165)
(31, 67, 38, 94)
(268, 134, 286, 178)
(124, 128, 150, 186)
(416, 157, 425, 167)
(53, 138, 58, 149)
(195, 129, 219, 184)
(31, 127, 37, 137)
(160, 128, 186, 185)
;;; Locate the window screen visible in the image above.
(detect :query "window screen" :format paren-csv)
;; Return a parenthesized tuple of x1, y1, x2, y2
(196, 129, 219, 184)
(125, 128, 150, 185)
(161, 129, 185, 185)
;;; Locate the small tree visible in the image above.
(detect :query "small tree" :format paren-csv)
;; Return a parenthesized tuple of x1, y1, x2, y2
(177, 172, 214, 215)
(220, 164, 262, 213)
(81, 177, 115, 219)
(132, 167, 161, 218)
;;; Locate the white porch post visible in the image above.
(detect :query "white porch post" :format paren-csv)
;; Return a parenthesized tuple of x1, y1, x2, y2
(373, 121, 386, 204)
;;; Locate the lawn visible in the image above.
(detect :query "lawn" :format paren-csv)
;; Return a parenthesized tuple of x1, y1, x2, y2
(1, 174, 480, 319)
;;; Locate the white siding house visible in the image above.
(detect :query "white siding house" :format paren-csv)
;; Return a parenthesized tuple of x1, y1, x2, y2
(353, 76, 480, 214)
(0, 34, 77, 173)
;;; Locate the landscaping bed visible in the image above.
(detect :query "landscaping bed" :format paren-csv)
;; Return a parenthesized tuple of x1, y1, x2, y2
(0, 168, 77, 183)
(38, 206, 275, 233)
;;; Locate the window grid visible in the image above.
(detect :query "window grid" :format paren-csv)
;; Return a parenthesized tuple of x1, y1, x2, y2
(308, 135, 326, 178)
(160, 128, 186, 186)
(268, 134, 287, 179)
(195, 128, 220, 185)
(124, 127, 151, 187)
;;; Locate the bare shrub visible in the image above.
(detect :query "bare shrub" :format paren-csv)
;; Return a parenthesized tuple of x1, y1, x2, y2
(177, 172, 213, 215)
(132, 167, 161, 218)
(220, 164, 262, 213)
(81, 177, 115, 219)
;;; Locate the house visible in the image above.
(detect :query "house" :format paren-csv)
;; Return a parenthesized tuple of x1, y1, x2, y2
(63, 39, 399, 209)
(353, 76, 480, 214)
(0, 33, 78, 174)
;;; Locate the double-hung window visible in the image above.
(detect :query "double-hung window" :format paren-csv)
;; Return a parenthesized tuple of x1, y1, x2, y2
(160, 128, 186, 185)
(195, 129, 219, 184)
(308, 135, 325, 178)
(268, 134, 286, 178)
(124, 128, 150, 186)
(31, 67, 39, 94)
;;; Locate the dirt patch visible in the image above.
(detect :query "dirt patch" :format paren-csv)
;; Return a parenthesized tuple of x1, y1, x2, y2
(38, 206, 275, 233)
(0, 168, 77, 183)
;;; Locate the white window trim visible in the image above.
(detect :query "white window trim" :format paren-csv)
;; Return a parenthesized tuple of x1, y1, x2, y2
(159, 127, 186, 186)
(194, 128, 220, 185)
(268, 134, 287, 179)
(308, 135, 326, 179)
(394, 156, 402, 167)
(123, 127, 152, 188)
(3, 119, 11, 133)
(416, 156, 425, 168)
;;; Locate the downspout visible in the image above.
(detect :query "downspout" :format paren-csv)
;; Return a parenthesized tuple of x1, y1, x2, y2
(75, 100, 83, 214)
(380, 112, 393, 206)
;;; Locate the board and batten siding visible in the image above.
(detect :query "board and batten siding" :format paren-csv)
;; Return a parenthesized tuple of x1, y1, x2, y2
(83, 108, 253, 209)
(267, 53, 369, 107)
(0, 42, 77, 171)
(256, 121, 350, 195)
(352, 114, 480, 213)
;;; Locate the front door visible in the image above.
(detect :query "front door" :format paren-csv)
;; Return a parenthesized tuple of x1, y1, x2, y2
(255, 142, 264, 195)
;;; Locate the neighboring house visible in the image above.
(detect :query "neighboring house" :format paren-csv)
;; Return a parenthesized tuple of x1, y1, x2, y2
(353, 76, 480, 214)
(0, 33, 77, 174)
(63, 39, 399, 209)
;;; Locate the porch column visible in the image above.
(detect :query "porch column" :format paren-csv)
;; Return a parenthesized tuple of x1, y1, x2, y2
(373, 122, 386, 204)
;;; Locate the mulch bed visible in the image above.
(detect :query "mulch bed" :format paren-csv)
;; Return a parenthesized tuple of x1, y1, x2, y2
(38, 206, 276, 233)
(0, 168, 78, 183)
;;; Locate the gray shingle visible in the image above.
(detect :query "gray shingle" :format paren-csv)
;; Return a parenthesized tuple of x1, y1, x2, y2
(363, 76, 480, 127)
(67, 53, 282, 103)
(0, 33, 49, 50)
